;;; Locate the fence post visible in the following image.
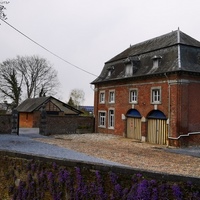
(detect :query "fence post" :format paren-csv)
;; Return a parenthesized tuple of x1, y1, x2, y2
(11, 109, 19, 135)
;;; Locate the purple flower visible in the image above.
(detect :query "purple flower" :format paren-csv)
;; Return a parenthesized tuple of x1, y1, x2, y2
(136, 179, 151, 200)
(52, 162, 58, 170)
(109, 172, 118, 185)
(172, 184, 182, 200)
(151, 187, 158, 200)
(58, 169, 70, 184)
(31, 163, 36, 173)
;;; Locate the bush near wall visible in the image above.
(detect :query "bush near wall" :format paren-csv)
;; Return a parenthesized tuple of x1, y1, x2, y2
(0, 114, 11, 134)
(0, 152, 199, 199)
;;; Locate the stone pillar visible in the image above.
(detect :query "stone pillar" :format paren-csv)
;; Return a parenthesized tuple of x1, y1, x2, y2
(11, 109, 19, 135)
(39, 105, 48, 136)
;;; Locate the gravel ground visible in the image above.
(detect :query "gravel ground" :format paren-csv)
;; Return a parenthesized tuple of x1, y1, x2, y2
(0, 133, 128, 167)
(1, 131, 200, 178)
(34, 133, 200, 178)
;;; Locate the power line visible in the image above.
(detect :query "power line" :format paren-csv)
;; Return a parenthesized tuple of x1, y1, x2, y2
(0, 18, 98, 77)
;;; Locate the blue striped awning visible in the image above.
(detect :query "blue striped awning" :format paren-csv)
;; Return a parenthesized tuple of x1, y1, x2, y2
(126, 109, 141, 118)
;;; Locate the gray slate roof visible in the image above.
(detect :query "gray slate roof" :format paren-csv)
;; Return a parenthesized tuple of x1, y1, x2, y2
(16, 96, 82, 115)
(92, 29, 200, 84)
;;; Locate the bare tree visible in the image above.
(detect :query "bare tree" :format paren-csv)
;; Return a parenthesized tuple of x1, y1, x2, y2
(0, 59, 23, 107)
(69, 89, 85, 109)
(67, 96, 75, 107)
(0, 1, 9, 21)
(0, 55, 60, 105)
(16, 55, 59, 98)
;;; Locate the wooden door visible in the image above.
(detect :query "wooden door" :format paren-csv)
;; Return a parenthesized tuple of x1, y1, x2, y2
(147, 119, 168, 145)
(127, 117, 141, 140)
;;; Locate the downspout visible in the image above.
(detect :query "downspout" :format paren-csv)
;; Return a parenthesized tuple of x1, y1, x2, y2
(164, 73, 171, 146)
(166, 29, 200, 142)
(94, 84, 99, 133)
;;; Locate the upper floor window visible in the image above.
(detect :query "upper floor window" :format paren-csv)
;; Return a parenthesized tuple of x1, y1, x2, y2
(129, 89, 138, 103)
(108, 109, 114, 128)
(99, 91, 105, 103)
(151, 87, 161, 104)
(109, 90, 115, 103)
(99, 111, 106, 127)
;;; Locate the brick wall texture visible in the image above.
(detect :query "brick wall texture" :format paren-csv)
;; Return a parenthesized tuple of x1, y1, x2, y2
(94, 73, 200, 146)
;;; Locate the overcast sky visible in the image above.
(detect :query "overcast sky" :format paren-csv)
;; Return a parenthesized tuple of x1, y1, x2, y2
(1, 0, 200, 105)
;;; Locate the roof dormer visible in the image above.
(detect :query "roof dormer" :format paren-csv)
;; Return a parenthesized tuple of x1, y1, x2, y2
(124, 58, 133, 77)
(151, 55, 162, 69)
(107, 65, 114, 77)
(124, 57, 140, 77)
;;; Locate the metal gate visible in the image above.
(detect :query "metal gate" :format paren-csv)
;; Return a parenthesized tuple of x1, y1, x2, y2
(147, 119, 168, 145)
(127, 117, 141, 140)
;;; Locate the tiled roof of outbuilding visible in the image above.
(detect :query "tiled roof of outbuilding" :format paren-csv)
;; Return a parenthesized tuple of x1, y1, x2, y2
(92, 30, 200, 84)
(16, 96, 82, 115)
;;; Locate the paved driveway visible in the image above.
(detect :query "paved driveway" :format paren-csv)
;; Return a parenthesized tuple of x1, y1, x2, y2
(165, 146, 200, 158)
(0, 132, 128, 167)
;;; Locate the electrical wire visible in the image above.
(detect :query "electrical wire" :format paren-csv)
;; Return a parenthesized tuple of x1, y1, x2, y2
(0, 18, 98, 77)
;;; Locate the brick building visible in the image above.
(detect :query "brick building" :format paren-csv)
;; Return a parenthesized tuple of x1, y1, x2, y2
(16, 96, 82, 128)
(91, 29, 200, 147)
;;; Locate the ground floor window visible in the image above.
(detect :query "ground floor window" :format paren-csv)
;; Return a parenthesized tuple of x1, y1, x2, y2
(99, 111, 106, 127)
(108, 109, 114, 128)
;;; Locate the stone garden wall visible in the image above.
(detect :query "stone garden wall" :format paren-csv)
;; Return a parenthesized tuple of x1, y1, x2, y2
(0, 114, 12, 134)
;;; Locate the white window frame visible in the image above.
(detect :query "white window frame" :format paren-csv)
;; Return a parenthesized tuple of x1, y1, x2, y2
(99, 91, 105, 104)
(125, 64, 133, 77)
(129, 89, 138, 104)
(108, 109, 115, 129)
(98, 111, 106, 127)
(151, 87, 161, 104)
(109, 90, 115, 103)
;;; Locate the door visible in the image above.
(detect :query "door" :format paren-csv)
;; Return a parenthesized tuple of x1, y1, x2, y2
(127, 117, 141, 140)
(147, 119, 168, 145)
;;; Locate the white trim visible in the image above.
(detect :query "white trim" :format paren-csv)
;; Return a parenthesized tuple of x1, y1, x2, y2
(98, 110, 106, 128)
(108, 108, 115, 129)
(97, 79, 200, 90)
(129, 88, 138, 104)
(168, 132, 200, 140)
(151, 86, 161, 104)
(108, 90, 115, 104)
(99, 90, 105, 104)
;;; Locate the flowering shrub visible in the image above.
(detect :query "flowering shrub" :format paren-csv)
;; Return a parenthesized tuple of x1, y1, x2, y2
(0, 156, 199, 199)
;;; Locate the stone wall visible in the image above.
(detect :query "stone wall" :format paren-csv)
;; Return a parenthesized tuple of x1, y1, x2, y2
(0, 150, 199, 185)
(41, 115, 94, 135)
(0, 114, 12, 134)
